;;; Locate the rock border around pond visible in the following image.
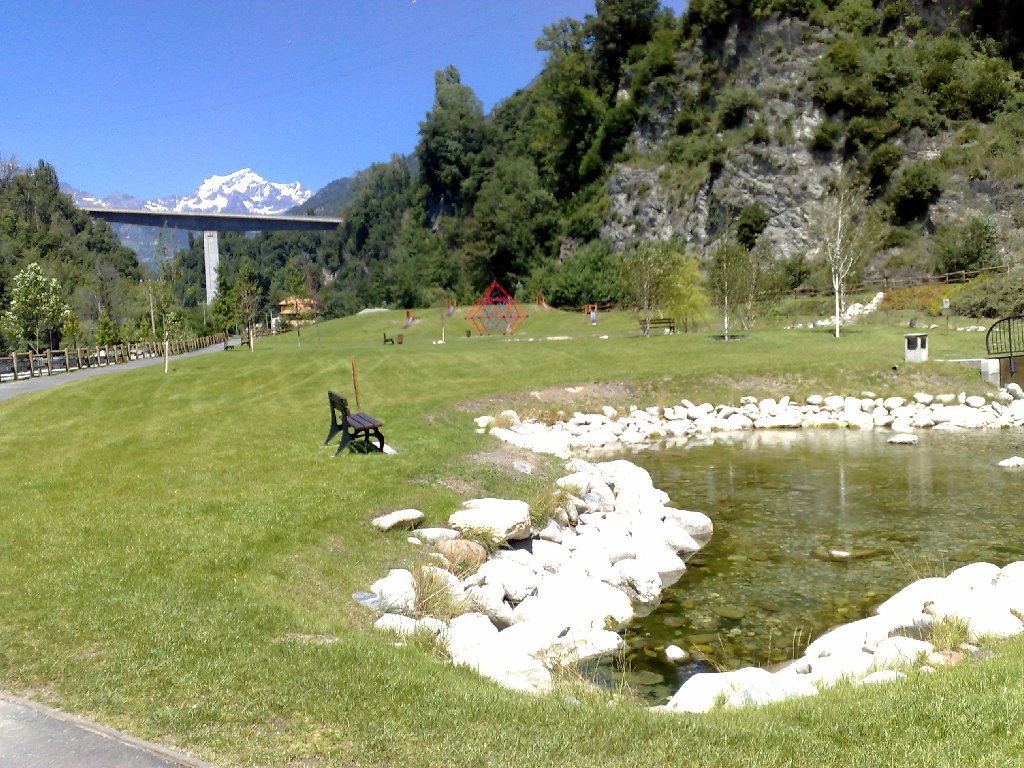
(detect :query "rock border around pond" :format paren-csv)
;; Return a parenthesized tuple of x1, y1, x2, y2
(360, 388, 1024, 704)
(478, 388, 1024, 460)
(364, 458, 714, 694)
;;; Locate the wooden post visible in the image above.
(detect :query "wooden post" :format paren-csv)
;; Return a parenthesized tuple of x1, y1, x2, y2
(164, 331, 169, 374)
(351, 357, 361, 411)
(46, 349, 53, 375)
(11, 353, 19, 380)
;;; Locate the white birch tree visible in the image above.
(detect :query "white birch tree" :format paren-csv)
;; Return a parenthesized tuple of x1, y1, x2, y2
(812, 177, 880, 338)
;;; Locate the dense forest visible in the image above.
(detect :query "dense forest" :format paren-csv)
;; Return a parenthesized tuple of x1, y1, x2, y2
(2, 0, 1022, 353)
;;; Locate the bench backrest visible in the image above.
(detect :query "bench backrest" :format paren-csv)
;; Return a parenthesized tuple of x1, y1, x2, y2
(327, 391, 351, 422)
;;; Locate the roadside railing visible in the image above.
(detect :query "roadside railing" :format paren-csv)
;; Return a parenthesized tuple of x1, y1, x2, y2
(0, 333, 229, 384)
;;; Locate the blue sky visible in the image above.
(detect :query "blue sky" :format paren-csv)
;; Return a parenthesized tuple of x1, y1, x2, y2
(1, 1, 685, 200)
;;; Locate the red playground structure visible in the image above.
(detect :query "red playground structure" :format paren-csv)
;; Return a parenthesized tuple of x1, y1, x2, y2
(466, 281, 527, 336)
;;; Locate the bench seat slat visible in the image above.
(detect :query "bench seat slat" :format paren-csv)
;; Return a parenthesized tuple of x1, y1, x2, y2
(349, 413, 382, 430)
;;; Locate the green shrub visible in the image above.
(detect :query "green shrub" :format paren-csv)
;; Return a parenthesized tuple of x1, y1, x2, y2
(716, 87, 760, 130)
(886, 160, 943, 223)
(736, 202, 770, 250)
(546, 240, 626, 308)
(810, 119, 842, 151)
(935, 216, 999, 275)
(865, 143, 903, 189)
(951, 270, 1024, 318)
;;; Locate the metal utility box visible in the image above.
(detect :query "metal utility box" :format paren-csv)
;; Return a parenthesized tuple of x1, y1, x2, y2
(904, 333, 928, 363)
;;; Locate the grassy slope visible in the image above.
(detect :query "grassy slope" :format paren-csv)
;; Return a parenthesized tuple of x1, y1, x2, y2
(0, 306, 1017, 767)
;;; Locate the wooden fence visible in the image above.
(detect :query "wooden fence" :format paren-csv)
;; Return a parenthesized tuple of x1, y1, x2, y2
(0, 332, 229, 384)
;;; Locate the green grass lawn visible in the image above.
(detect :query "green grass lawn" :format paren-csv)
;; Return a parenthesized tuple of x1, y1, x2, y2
(1, 305, 1017, 767)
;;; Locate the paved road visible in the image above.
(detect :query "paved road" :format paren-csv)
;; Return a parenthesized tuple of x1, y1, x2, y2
(0, 340, 236, 402)
(0, 695, 214, 768)
(1, 342, 233, 765)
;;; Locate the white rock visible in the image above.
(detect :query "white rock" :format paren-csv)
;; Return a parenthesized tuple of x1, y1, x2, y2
(662, 508, 714, 545)
(375, 613, 418, 635)
(926, 591, 1024, 639)
(805, 614, 921, 658)
(872, 636, 934, 666)
(999, 456, 1024, 468)
(858, 670, 907, 686)
(473, 558, 540, 604)
(450, 498, 532, 542)
(875, 577, 954, 616)
(512, 573, 635, 631)
(726, 676, 819, 708)
(946, 562, 1000, 589)
(465, 584, 514, 628)
(474, 415, 495, 428)
(370, 569, 417, 614)
(914, 393, 935, 405)
(883, 397, 905, 409)
(413, 527, 459, 545)
(372, 508, 425, 531)
(612, 558, 664, 614)
(665, 668, 773, 713)
(888, 434, 919, 445)
(421, 565, 465, 600)
(630, 541, 687, 588)
(823, 395, 846, 411)
(966, 395, 987, 408)
(446, 612, 500, 659)
(665, 644, 689, 663)
(461, 645, 553, 694)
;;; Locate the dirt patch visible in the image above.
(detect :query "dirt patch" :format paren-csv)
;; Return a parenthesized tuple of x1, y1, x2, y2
(469, 443, 549, 477)
(274, 633, 339, 645)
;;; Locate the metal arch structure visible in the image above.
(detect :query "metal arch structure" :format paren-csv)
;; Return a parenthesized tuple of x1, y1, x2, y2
(466, 281, 526, 336)
(79, 207, 341, 304)
(985, 315, 1024, 387)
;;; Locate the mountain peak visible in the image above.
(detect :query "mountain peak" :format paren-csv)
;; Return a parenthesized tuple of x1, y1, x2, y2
(181, 169, 312, 215)
(65, 169, 312, 216)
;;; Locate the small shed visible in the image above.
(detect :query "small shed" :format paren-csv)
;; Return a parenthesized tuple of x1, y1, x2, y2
(904, 333, 928, 363)
(985, 315, 1024, 387)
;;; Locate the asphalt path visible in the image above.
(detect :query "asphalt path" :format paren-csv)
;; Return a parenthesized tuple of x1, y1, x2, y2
(0, 340, 236, 402)
(0, 695, 214, 768)
(2, 341, 232, 765)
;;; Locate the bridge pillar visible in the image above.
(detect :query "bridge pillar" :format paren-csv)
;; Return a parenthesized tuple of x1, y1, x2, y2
(203, 231, 219, 304)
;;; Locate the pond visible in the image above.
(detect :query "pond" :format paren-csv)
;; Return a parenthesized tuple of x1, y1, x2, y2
(597, 428, 1024, 704)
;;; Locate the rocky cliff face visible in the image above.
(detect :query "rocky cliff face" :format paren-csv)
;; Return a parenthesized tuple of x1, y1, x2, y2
(602, 13, 1023, 271)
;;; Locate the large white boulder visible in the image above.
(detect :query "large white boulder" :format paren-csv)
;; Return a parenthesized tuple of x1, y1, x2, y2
(664, 668, 774, 713)
(872, 636, 934, 667)
(611, 557, 664, 614)
(372, 508, 425, 531)
(449, 498, 532, 542)
(446, 612, 500, 662)
(471, 558, 541, 604)
(662, 508, 714, 545)
(511, 573, 635, 630)
(726, 675, 819, 708)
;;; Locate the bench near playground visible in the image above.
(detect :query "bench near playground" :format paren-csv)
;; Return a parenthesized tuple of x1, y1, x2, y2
(638, 317, 676, 334)
(323, 391, 385, 455)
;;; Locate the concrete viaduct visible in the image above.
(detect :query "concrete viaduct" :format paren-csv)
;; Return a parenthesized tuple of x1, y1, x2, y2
(80, 207, 341, 304)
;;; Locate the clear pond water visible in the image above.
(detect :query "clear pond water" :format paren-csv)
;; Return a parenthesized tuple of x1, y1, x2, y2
(600, 428, 1024, 704)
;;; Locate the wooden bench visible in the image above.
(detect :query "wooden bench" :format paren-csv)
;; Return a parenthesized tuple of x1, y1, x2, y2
(323, 391, 385, 455)
(639, 317, 676, 335)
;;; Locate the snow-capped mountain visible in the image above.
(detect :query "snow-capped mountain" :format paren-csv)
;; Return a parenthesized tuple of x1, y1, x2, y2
(63, 168, 312, 216)
(61, 169, 314, 267)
